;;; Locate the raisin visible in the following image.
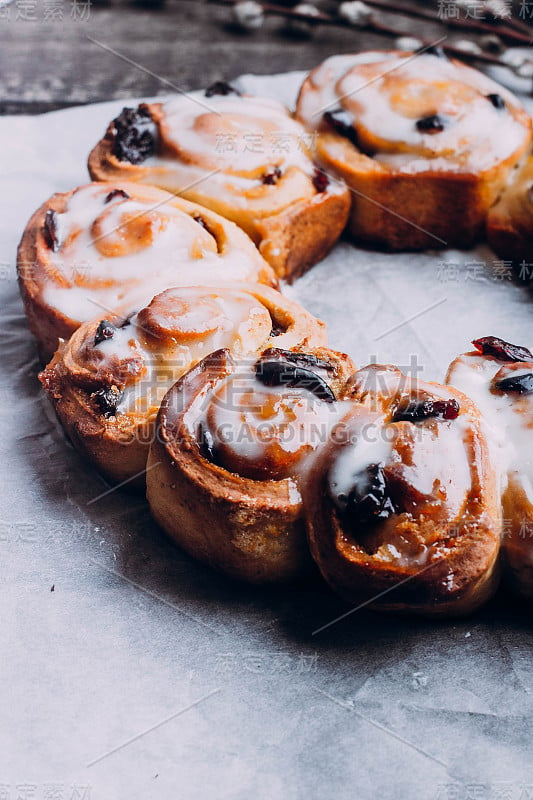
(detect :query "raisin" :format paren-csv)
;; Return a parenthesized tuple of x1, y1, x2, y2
(262, 166, 282, 185)
(269, 325, 284, 338)
(393, 398, 460, 423)
(120, 314, 134, 329)
(486, 93, 505, 110)
(312, 167, 329, 193)
(105, 188, 130, 204)
(43, 209, 60, 252)
(472, 336, 533, 363)
(111, 105, 158, 165)
(260, 348, 334, 373)
(93, 385, 123, 418)
(94, 319, 117, 346)
(495, 373, 533, 395)
(204, 81, 241, 98)
(192, 213, 209, 230)
(255, 357, 336, 403)
(333, 463, 396, 526)
(323, 109, 359, 147)
(416, 114, 445, 134)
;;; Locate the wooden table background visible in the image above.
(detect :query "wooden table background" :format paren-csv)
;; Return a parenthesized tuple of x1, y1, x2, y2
(0, 0, 490, 115)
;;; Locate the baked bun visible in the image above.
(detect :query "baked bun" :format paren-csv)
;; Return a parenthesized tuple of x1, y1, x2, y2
(146, 346, 354, 582)
(447, 336, 533, 600)
(486, 152, 533, 268)
(18, 181, 276, 362)
(296, 51, 531, 250)
(87, 89, 351, 281)
(39, 282, 327, 489)
(303, 364, 502, 615)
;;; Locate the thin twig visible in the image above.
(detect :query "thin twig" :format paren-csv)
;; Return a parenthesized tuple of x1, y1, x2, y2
(207, 0, 530, 73)
(209, 0, 532, 45)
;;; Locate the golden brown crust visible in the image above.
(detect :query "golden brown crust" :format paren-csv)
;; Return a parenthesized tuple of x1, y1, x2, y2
(146, 345, 354, 582)
(38, 284, 329, 489)
(307, 132, 529, 252)
(501, 477, 533, 600)
(17, 181, 278, 363)
(296, 53, 532, 251)
(255, 189, 351, 282)
(146, 350, 312, 582)
(88, 110, 351, 282)
(303, 372, 502, 615)
(40, 341, 150, 489)
(486, 155, 533, 266)
(17, 190, 77, 363)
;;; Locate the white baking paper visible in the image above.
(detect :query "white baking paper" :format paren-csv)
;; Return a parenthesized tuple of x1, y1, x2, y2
(0, 73, 532, 800)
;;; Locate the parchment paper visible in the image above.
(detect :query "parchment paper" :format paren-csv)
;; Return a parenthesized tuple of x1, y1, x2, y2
(0, 73, 532, 800)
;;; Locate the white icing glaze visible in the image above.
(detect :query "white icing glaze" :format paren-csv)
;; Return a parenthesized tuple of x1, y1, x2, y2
(298, 51, 529, 174)
(136, 92, 346, 202)
(326, 382, 474, 566)
(161, 92, 312, 174)
(328, 414, 393, 505)
(328, 407, 471, 515)
(42, 183, 268, 323)
(86, 286, 272, 414)
(447, 352, 533, 494)
(204, 371, 345, 473)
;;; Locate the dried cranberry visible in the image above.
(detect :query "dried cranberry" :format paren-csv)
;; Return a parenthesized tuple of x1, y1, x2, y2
(312, 167, 329, 193)
(105, 188, 130, 204)
(43, 209, 60, 252)
(416, 114, 446, 134)
(495, 373, 533, 395)
(93, 385, 123, 418)
(204, 81, 241, 98)
(255, 354, 336, 403)
(472, 336, 533, 363)
(111, 105, 158, 165)
(94, 319, 117, 346)
(333, 463, 396, 526)
(262, 166, 282, 185)
(486, 93, 505, 110)
(323, 109, 359, 147)
(393, 398, 460, 423)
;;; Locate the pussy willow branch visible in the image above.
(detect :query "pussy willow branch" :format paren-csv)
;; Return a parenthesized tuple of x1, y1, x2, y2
(209, 0, 532, 45)
(359, 0, 533, 45)
(207, 0, 531, 73)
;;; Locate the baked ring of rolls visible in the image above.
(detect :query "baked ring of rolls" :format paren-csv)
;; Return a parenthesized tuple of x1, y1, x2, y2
(146, 345, 355, 583)
(87, 89, 351, 282)
(18, 181, 276, 362)
(303, 364, 502, 615)
(447, 336, 533, 600)
(39, 282, 327, 489)
(296, 51, 532, 251)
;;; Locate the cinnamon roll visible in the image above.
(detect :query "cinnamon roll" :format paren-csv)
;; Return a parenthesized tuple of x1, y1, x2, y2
(146, 346, 354, 582)
(303, 364, 502, 615)
(447, 336, 533, 600)
(18, 181, 276, 362)
(87, 88, 351, 281)
(296, 51, 531, 250)
(39, 282, 326, 489)
(486, 152, 533, 269)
